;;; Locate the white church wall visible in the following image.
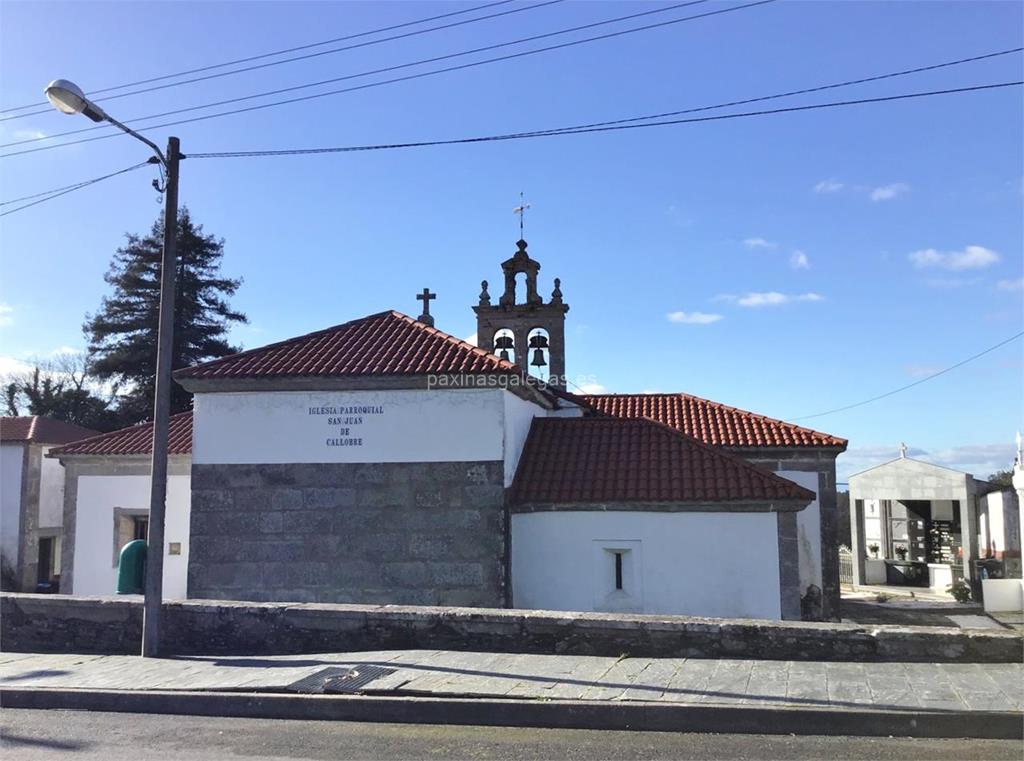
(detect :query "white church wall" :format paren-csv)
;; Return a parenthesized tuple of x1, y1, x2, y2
(779, 470, 822, 599)
(193, 389, 507, 465)
(38, 447, 65, 528)
(1, 442, 25, 568)
(501, 392, 547, 487)
(511, 510, 782, 620)
(72, 473, 191, 599)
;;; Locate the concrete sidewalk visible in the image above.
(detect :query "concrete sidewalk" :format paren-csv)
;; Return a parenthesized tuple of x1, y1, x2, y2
(2, 650, 1021, 713)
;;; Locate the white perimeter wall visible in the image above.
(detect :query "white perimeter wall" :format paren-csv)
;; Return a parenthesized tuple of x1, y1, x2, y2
(0, 443, 24, 567)
(194, 389, 519, 466)
(511, 511, 782, 620)
(779, 470, 822, 598)
(72, 474, 191, 599)
(38, 447, 65, 528)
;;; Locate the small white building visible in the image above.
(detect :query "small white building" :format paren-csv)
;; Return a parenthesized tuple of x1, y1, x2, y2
(0, 416, 97, 592)
(849, 455, 1022, 605)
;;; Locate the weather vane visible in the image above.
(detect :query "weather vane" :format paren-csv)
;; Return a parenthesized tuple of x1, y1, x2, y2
(513, 192, 531, 239)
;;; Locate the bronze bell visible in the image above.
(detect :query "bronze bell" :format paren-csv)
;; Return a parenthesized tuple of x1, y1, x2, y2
(528, 334, 549, 349)
(530, 348, 547, 367)
(499, 349, 511, 361)
(495, 335, 514, 350)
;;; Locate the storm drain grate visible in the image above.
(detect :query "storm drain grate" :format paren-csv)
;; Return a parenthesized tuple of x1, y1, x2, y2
(286, 666, 396, 694)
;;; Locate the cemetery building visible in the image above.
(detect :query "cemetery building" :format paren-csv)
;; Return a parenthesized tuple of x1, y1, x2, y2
(1, 415, 97, 592)
(849, 451, 1022, 610)
(50, 238, 847, 620)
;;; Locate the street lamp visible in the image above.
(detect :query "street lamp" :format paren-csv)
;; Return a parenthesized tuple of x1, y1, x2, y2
(45, 78, 181, 659)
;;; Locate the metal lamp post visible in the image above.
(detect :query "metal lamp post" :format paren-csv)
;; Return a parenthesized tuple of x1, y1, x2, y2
(45, 79, 180, 658)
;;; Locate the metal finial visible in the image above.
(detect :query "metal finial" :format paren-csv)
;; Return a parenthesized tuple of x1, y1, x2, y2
(513, 192, 531, 239)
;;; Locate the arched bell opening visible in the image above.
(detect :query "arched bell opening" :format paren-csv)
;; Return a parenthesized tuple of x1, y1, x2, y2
(493, 328, 516, 365)
(526, 327, 550, 382)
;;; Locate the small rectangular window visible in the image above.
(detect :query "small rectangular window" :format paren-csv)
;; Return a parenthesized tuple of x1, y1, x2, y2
(614, 552, 623, 590)
(133, 517, 149, 541)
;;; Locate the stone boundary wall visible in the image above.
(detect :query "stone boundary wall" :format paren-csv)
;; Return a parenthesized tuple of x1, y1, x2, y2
(3, 594, 1021, 663)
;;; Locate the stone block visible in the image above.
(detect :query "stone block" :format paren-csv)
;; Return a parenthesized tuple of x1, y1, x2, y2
(270, 489, 304, 511)
(429, 561, 484, 587)
(282, 562, 330, 587)
(303, 487, 356, 509)
(281, 510, 332, 535)
(193, 489, 235, 512)
(463, 484, 504, 508)
(414, 487, 444, 508)
(409, 534, 453, 559)
(382, 561, 428, 586)
(258, 512, 284, 534)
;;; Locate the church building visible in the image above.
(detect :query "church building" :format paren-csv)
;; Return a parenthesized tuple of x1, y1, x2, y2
(50, 239, 847, 621)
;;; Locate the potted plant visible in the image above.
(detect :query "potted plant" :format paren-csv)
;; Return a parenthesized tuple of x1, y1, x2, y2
(868, 543, 880, 558)
(894, 545, 908, 561)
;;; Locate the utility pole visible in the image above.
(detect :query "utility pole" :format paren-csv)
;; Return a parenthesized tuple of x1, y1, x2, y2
(44, 80, 182, 658)
(142, 136, 180, 658)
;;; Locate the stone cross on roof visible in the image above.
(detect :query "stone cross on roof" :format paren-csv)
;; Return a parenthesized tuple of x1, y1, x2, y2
(513, 193, 530, 239)
(416, 288, 436, 327)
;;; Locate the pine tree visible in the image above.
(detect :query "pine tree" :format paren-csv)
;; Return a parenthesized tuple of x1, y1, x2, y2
(85, 208, 246, 421)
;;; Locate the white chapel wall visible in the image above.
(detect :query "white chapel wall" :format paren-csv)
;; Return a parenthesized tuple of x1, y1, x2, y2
(0, 443, 25, 568)
(38, 446, 66, 528)
(779, 470, 822, 598)
(501, 392, 549, 487)
(72, 473, 191, 598)
(193, 389, 508, 465)
(511, 510, 782, 620)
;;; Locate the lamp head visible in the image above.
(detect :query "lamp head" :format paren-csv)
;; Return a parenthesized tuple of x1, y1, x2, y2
(44, 79, 107, 122)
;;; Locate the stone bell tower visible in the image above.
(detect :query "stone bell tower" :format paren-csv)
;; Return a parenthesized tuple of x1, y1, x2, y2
(473, 239, 569, 388)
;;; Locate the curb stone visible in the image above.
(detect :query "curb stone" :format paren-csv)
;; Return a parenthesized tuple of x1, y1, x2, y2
(3, 688, 1021, 740)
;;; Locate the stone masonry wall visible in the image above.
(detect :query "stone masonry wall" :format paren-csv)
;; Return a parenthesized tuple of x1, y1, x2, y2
(188, 461, 506, 607)
(3, 593, 1021, 663)
(734, 448, 841, 621)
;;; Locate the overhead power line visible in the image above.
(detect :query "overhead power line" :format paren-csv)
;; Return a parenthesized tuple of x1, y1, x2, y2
(3, 80, 1018, 217)
(0, 161, 151, 218)
(0, 0, 772, 158)
(185, 81, 1023, 158)
(0, 0, 521, 115)
(0, 0, 564, 123)
(790, 331, 1024, 422)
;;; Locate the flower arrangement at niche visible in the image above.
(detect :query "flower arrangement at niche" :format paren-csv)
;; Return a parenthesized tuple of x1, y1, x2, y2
(868, 543, 880, 558)
(894, 545, 909, 561)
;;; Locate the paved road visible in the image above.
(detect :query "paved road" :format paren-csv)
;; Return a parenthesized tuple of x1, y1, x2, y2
(2, 709, 1020, 761)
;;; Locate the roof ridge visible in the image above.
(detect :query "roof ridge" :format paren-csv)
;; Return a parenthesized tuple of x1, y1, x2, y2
(578, 391, 846, 447)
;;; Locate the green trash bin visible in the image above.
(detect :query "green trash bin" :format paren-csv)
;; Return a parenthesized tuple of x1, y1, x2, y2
(116, 539, 147, 594)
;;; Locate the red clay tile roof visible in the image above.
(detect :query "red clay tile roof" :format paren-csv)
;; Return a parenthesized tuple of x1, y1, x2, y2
(49, 411, 193, 457)
(511, 417, 816, 505)
(175, 310, 518, 382)
(0, 416, 99, 445)
(578, 393, 846, 449)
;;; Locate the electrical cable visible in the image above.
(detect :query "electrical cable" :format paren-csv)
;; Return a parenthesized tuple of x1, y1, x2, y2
(0, 0, 564, 123)
(0, 0, 521, 115)
(183, 81, 1023, 158)
(790, 331, 1024, 421)
(0, 0, 772, 157)
(0, 161, 152, 218)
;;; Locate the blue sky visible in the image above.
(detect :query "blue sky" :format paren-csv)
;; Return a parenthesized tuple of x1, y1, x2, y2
(1, 0, 1021, 482)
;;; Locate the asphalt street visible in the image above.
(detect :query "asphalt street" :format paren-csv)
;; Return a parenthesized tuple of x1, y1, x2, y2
(2, 709, 1021, 760)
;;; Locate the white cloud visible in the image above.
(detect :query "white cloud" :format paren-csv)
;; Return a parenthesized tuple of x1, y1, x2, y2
(743, 237, 777, 250)
(909, 245, 1000, 271)
(12, 128, 46, 141)
(722, 291, 824, 307)
(870, 182, 910, 201)
(463, 332, 478, 346)
(996, 277, 1024, 292)
(790, 250, 809, 270)
(666, 311, 723, 324)
(576, 383, 608, 395)
(49, 346, 82, 357)
(814, 179, 844, 194)
(0, 356, 32, 376)
(0, 304, 12, 327)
